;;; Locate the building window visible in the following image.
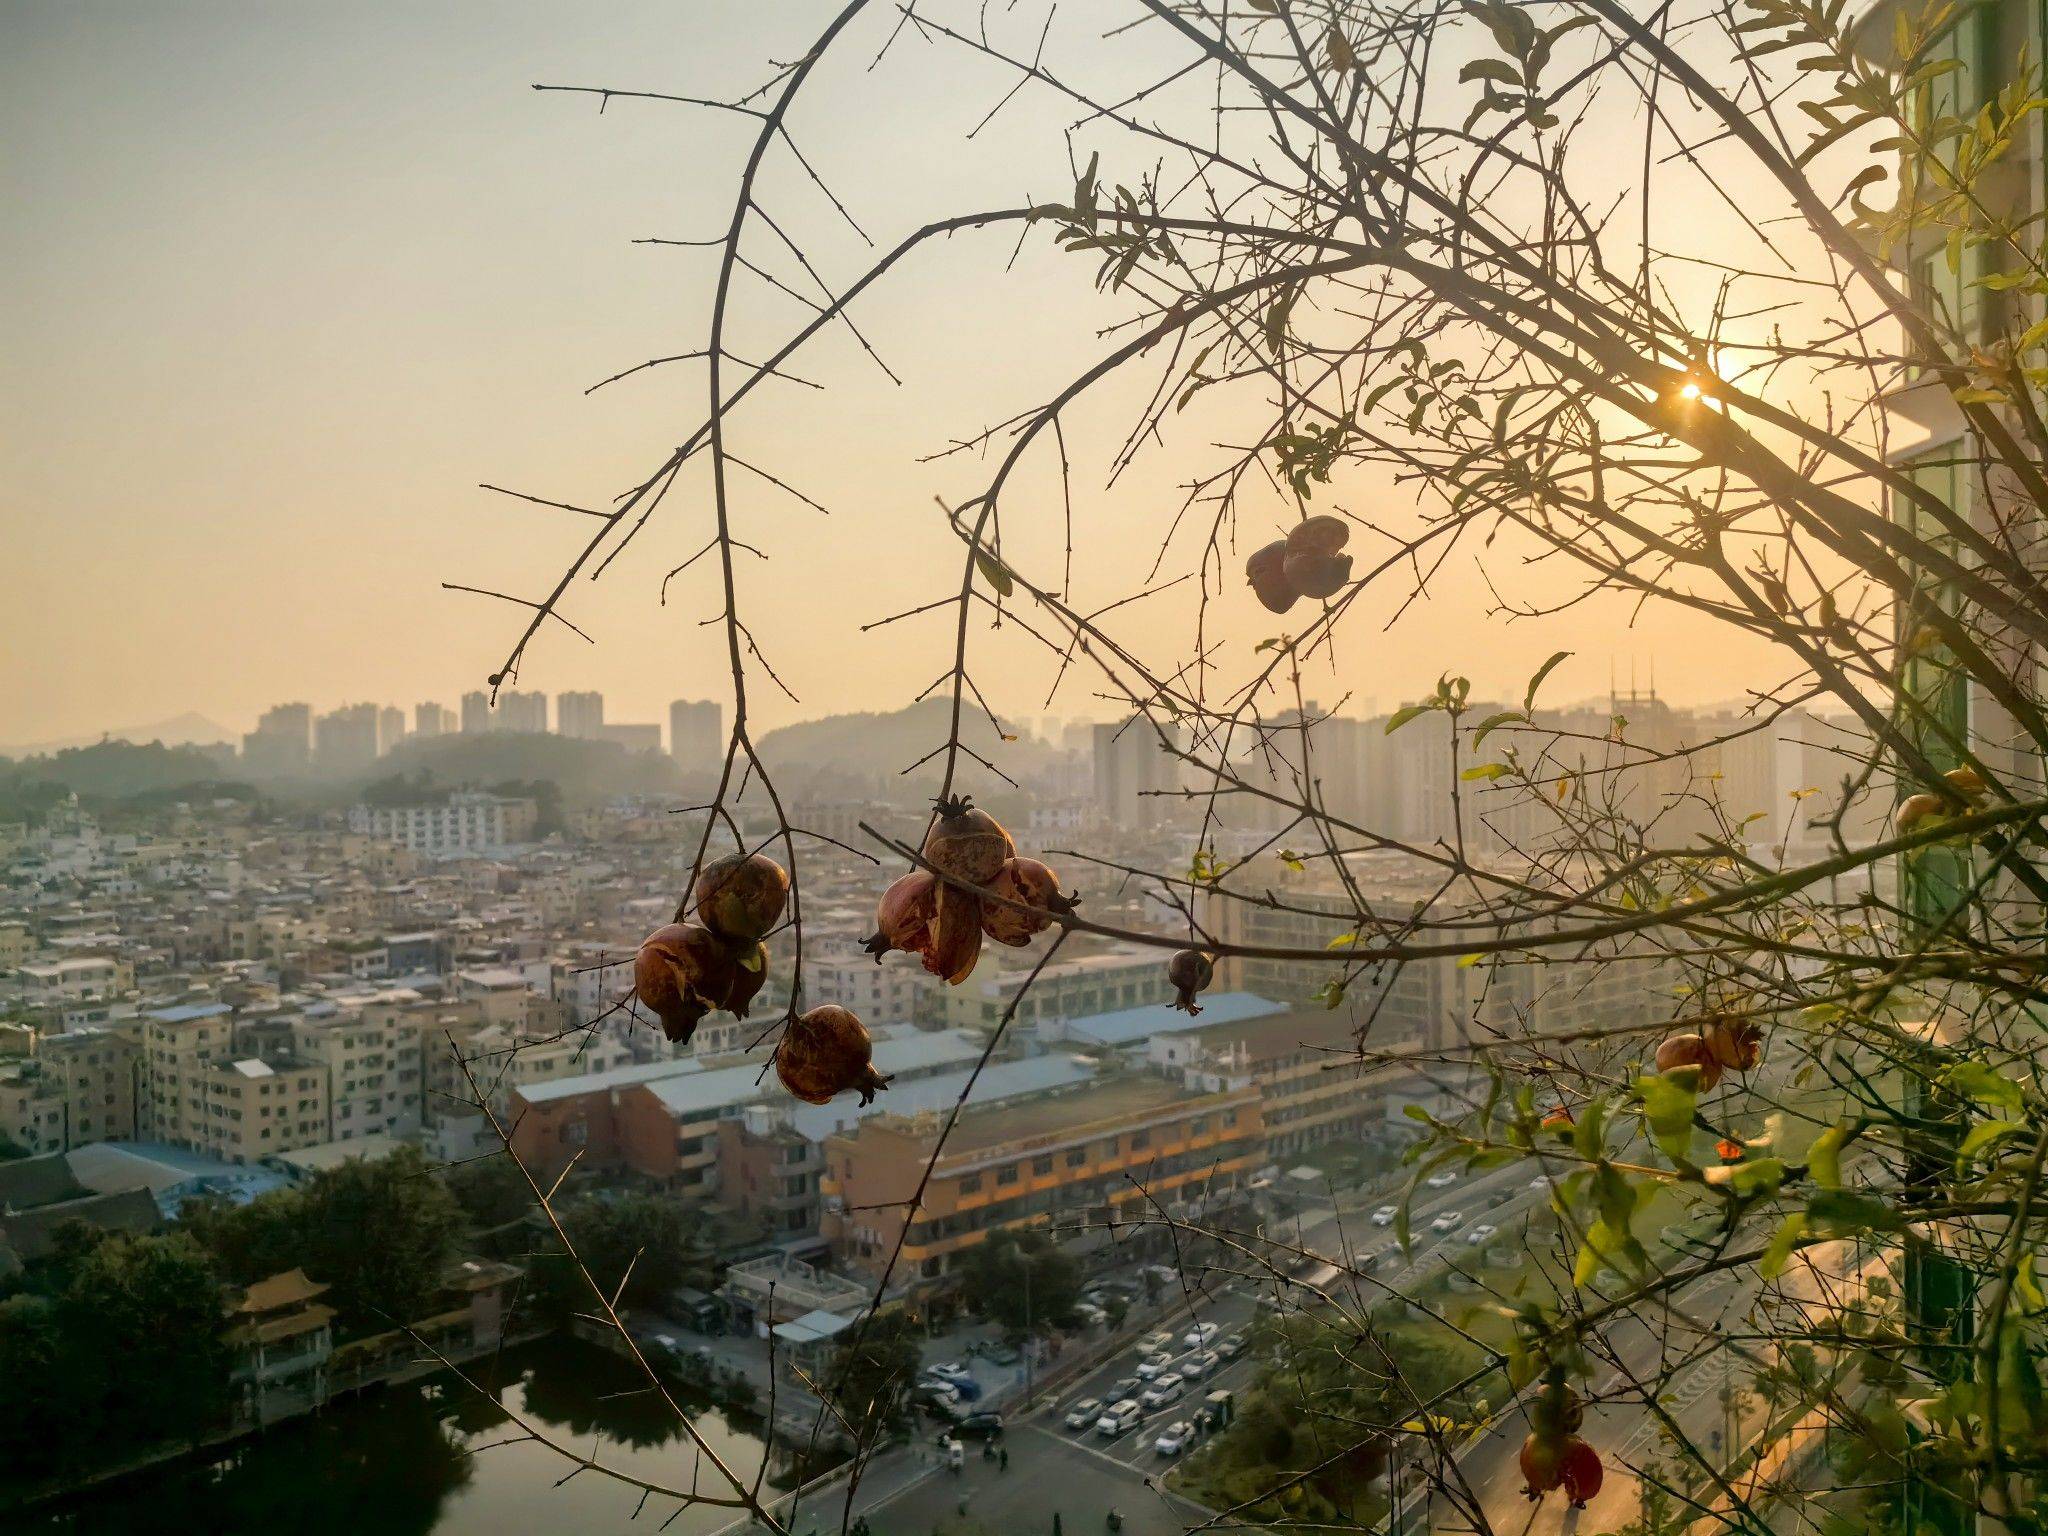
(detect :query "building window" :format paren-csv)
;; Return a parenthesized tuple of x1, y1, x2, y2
(1129, 1130, 1149, 1151)
(1032, 1156, 1053, 1176)
(1066, 1148, 1086, 1168)
(959, 1174, 981, 1194)
(997, 1165, 1019, 1186)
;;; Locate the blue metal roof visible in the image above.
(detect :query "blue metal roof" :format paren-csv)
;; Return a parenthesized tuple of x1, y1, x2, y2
(1061, 991, 1284, 1048)
(786, 1053, 1098, 1143)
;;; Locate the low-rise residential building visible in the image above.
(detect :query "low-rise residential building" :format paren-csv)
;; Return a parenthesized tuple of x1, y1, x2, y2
(347, 792, 538, 857)
(940, 947, 1174, 1033)
(822, 1072, 1266, 1288)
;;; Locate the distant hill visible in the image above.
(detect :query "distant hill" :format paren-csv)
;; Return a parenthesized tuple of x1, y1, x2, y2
(374, 732, 684, 804)
(0, 712, 237, 756)
(0, 740, 251, 824)
(753, 698, 1061, 799)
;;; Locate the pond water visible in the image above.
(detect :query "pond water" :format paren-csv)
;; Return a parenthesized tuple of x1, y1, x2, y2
(28, 1337, 813, 1536)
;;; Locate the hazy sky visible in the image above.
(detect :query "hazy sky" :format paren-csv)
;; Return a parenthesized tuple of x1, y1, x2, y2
(2, 1, 1799, 749)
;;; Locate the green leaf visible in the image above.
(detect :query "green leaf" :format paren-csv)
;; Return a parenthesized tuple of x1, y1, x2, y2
(1385, 701, 1439, 734)
(1311, 977, 1346, 1010)
(1806, 1122, 1854, 1188)
(1706, 1157, 1786, 1198)
(1635, 1073, 1698, 1164)
(1523, 650, 1571, 713)
(1254, 637, 1284, 653)
(1459, 57, 1524, 85)
(1472, 709, 1526, 748)
(1759, 1213, 1808, 1279)
(1808, 1189, 1904, 1235)
(975, 551, 1015, 597)
(1956, 1118, 2027, 1174)
(1326, 931, 1363, 950)
(1456, 952, 1485, 968)
(1944, 1060, 2024, 1111)
(1460, 762, 1512, 781)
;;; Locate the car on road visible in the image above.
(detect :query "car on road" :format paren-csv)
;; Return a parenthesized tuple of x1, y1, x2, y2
(1464, 1223, 1499, 1246)
(1096, 1399, 1143, 1437)
(1140, 1372, 1186, 1409)
(1182, 1321, 1220, 1349)
(1063, 1397, 1103, 1431)
(1141, 1263, 1179, 1284)
(1154, 1421, 1194, 1456)
(1180, 1350, 1220, 1380)
(1139, 1330, 1177, 1355)
(1071, 1302, 1107, 1327)
(986, 1344, 1022, 1366)
(1530, 1174, 1551, 1190)
(1215, 1331, 1246, 1360)
(925, 1361, 972, 1384)
(1429, 1210, 1465, 1233)
(1106, 1375, 1141, 1403)
(1135, 1352, 1175, 1381)
(1425, 1170, 1459, 1188)
(1089, 1279, 1141, 1300)
(651, 1333, 680, 1355)
(957, 1411, 1005, 1439)
(1371, 1204, 1399, 1226)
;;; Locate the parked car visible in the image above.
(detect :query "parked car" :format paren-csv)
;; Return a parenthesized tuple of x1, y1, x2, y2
(1154, 1421, 1194, 1456)
(1465, 1223, 1499, 1246)
(1064, 1397, 1103, 1431)
(926, 1361, 972, 1384)
(1096, 1399, 1143, 1437)
(1181, 1350, 1220, 1381)
(1135, 1352, 1175, 1381)
(1140, 1373, 1186, 1409)
(1425, 1170, 1459, 1189)
(1071, 1302, 1108, 1327)
(651, 1333, 681, 1355)
(1182, 1321, 1220, 1349)
(1371, 1204, 1399, 1227)
(1215, 1332, 1246, 1360)
(1090, 1279, 1141, 1300)
(1429, 1210, 1465, 1233)
(957, 1412, 1005, 1439)
(986, 1344, 1022, 1367)
(1139, 1331, 1177, 1355)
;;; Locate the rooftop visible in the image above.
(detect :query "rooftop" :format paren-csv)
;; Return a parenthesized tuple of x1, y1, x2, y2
(643, 1028, 986, 1121)
(785, 1052, 1098, 1145)
(1056, 991, 1284, 1048)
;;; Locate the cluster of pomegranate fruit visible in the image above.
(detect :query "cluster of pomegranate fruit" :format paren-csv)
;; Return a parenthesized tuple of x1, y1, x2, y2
(1520, 1376, 1602, 1507)
(1245, 515, 1354, 614)
(865, 797, 1074, 984)
(633, 851, 791, 1045)
(1652, 1015, 1761, 1092)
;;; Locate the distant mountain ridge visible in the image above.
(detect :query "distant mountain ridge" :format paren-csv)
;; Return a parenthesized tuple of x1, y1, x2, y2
(0, 712, 236, 757)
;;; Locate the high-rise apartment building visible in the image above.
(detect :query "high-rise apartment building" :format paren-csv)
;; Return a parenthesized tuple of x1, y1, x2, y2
(377, 706, 406, 755)
(241, 702, 313, 776)
(557, 691, 605, 739)
(413, 702, 454, 738)
(497, 690, 548, 734)
(1092, 719, 1182, 827)
(670, 699, 720, 772)
(460, 691, 492, 735)
(313, 704, 381, 776)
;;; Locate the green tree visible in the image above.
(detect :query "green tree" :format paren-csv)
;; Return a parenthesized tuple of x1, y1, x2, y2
(0, 1131, 27, 1162)
(821, 1312, 922, 1444)
(954, 1228, 1081, 1335)
(530, 1193, 711, 1321)
(59, 1233, 228, 1456)
(443, 1153, 534, 1231)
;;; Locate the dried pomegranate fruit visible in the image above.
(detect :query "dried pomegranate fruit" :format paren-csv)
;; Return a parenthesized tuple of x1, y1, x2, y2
(775, 1005, 892, 1106)
(865, 870, 938, 961)
(1245, 540, 1300, 614)
(1167, 949, 1214, 1014)
(1702, 1016, 1761, 1071)
(922, 796, 1015, 885)
(980, 856, 1073, 946)
(690, 851, 789, 943)
(1285, 514, 1351, 558)
(634, 922, 737, 1045)
(924, 884, 984, 984)
(1654, 1032, 1723, 1091)
(726, 942, 769, 1018)
(1283, 548, 1354, 599)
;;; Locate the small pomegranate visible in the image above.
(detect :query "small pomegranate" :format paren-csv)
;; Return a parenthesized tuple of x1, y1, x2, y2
(727, 942, 769, 1018)
(1558, 1439, 1603, 1506)
(1286, 514, 1351, 556)
(1717, 1136, 1746, 1163)
(1245, 540, 1300, 614)
(1895, 792, 1944, 835)
(1530, 1375, 1584, 1437)
(1519, 1432, 1566, 1498)
(775, 1005, 892, 1106)
(922, 796, 1015, 885)
(1944, 764, 1988, 800)
(1655, 1032, 1724, 1091)
(1167, 949, 1214, 1014)
(865, 870, 938, 961)
(634, 923, 737, 1044)
(923, 884, 984, 984)
(1702, 1016, 1761, 1071)
(1283, 516, 1353, 598)
(690, 851, 789, 942)
(980, 856, 1073, 946)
